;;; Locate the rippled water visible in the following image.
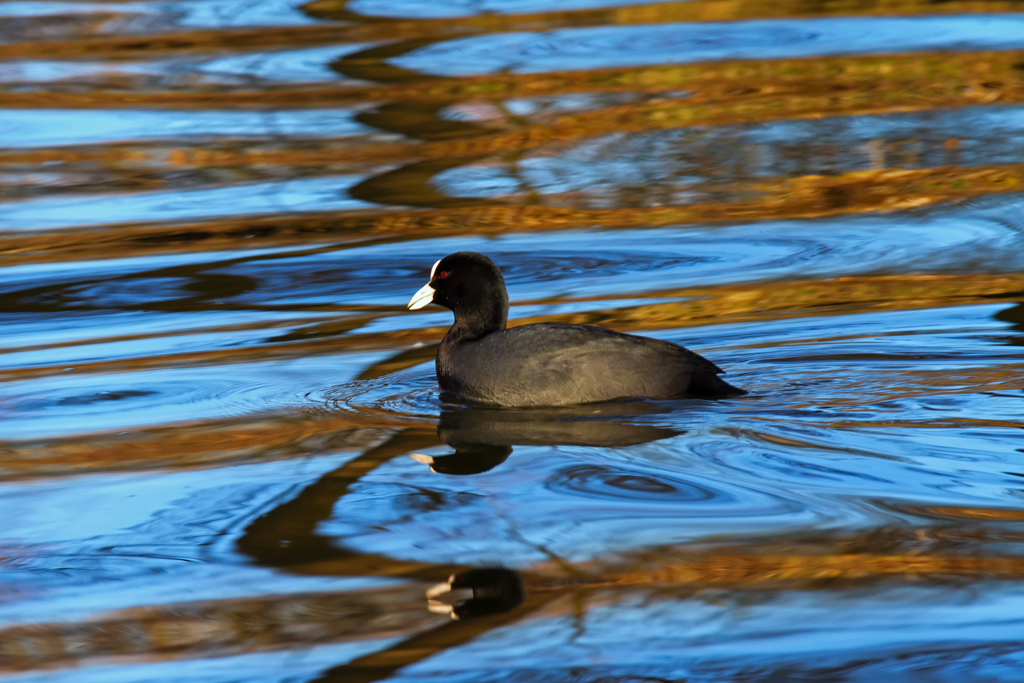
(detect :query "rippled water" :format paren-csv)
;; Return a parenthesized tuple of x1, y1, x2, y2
(3, 1, 1024, 681)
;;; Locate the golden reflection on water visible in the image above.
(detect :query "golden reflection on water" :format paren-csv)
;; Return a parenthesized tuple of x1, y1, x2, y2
(4, 0, 1024, 680)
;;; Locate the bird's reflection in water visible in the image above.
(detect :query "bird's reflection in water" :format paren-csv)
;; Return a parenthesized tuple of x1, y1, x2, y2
(410, 400, 684, 476)
(410, 402, 684, 617)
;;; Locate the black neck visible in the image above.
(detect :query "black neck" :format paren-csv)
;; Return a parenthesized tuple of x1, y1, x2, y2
(445, 295, 507, 343)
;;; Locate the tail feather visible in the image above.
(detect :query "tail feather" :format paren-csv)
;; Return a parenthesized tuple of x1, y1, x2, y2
(688, 371, 746, 398)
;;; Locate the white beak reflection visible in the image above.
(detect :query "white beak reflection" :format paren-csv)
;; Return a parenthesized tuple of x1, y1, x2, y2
(426, 575, 473, 620)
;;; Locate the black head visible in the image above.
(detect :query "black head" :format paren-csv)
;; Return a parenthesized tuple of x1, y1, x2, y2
(407, 252, 509, 339)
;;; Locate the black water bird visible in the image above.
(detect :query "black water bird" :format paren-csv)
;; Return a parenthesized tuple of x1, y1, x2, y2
(407, 252, 744, 406)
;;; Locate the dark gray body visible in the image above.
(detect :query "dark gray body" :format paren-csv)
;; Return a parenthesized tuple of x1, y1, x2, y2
(438, 322, 740, 407)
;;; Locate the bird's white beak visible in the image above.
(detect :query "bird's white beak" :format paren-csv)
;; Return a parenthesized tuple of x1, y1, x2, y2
(407, 282, 435, 310)
(407, 259, 441, 310)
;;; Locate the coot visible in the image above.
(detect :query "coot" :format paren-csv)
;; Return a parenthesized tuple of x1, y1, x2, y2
(407, 252, 744, 406)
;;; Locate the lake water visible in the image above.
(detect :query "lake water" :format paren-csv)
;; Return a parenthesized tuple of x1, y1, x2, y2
(2, 1, 1024, 681)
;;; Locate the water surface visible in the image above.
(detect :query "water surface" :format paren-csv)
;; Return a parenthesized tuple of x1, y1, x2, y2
(2, 1, 1024, 681)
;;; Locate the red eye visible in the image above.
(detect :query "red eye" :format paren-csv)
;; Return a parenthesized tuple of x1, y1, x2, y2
(439, 271, 448, 279)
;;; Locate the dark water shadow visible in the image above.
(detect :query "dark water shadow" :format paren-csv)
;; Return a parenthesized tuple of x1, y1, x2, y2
(237, 428, 456, 576)
(300, 0, 384, 23)
(331, 36, 453, 84)
(357, 100, 493, 141)
(348, 157, 496, 207)
(0, 262, 258, 313)
(995, 301, 1024, 346)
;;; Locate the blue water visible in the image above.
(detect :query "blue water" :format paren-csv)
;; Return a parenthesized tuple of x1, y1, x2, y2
(1, 1, 1024, 681)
